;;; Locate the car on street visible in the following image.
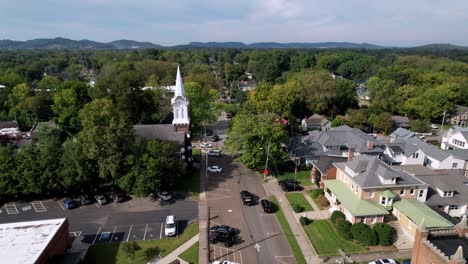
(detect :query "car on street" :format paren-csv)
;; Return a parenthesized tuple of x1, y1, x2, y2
(164, 215, 177, 236)
(208, 166, 223, 173)
(208, 150, 221, 157)
(210, 135, 220, 142)
(368, 259, 397, 264)
(157, 191, 172, 201)
(210, 225, 239, 247)
(201, 142, 213, 148)
(63, 198, 78, 209)
(77, 194, 93, 206)
(261, 199, 274, 213)
(240, 190, 254, 205)
(94, 194, 108, 205)
(279, 181, 303, 192)
(431, 124, 439, 129)
(111, 191, 125, 203)
(212, 261, 240, 264)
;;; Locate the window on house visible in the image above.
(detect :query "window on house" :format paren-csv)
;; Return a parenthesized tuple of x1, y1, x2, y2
(372, 216, 377, 224)
(380, 196, 387, 205)
(360, 216, 366, 223)
(443, 191, 454, 197)
(369, 191, 375, 198)
(400, 188, 405, 195)
(452, 163, 458, 168)
(418, 189, 424, 198)
(410, 187, 415, 195)
(449, 205, 459, 210)
(412, 153, 419, 158)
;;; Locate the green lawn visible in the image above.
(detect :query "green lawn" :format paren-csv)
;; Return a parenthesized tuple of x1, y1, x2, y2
(82, 223, 199, 264)
(178, 242, 199, 264)
(277, 170, 312, 186)
(285, 193, 314, 211)
(269, 196, 307, 264)
(303, 220, 366, 256)
(309, 193, 327, 210)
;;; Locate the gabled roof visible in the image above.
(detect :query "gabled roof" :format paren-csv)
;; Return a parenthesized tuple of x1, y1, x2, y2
(407, 137, 450, 161)
(393, 199, 454, 229)
(391, 127, 415, 139)
(447, 149, 468, 160)
(453, 104, 468, 116)
(303, 114, 329, 126)
(386, 138, 419, 157)
(313, 156, 348, 174)
(392, 116, 411, 127)
(415, 170, 468, 207)
(447, 126, 468, 141)
(335, 155, 425, 188)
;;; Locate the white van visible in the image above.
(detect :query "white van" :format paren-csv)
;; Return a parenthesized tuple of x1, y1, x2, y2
(164, 215, 176, 236)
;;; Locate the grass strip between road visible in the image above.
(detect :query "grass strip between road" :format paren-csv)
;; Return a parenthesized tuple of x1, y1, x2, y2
(269, 196, 307, 264)
(303, 219, 366, 256)
(285, 193, 314, 211)
(82, 223, 199, 264)
(178, 241, 199, 264)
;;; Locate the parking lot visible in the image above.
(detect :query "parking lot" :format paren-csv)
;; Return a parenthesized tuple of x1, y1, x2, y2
(0, 194, 198, 247)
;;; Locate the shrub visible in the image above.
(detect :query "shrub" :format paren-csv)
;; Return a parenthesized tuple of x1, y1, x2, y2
(316, 194, 329, 207)
(293, 204, 304, 213)
(337, 220, 353, 240)
(310, 189, 324, 198)
(358, 228, 378, 246)
(330, 210, 346, 225)
(373, 223, 394, 246)
(350, 222, 370, 240)
(300, 216, 309, 226)
(122, 241, 141, 257)
(144, 247, 160, 262)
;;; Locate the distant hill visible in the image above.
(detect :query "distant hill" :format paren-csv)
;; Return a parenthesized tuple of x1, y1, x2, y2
(0, 38, 467, 50)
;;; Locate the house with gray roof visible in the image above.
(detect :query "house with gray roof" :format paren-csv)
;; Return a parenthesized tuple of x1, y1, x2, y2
(288, 125, 384, 165)
(450, 104, 468, 127)
(441, 126, 468, 150)
(301, 113, 331, 132)
(392, 115, 411, 130)
(382, 137, 426, 165)
(323, 154, 428, 225)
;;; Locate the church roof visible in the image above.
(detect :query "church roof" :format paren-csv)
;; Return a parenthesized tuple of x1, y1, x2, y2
(174, 65, 185, 98)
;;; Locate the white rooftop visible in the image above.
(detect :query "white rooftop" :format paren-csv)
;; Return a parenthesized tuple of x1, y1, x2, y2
(0, 218, 67, 264)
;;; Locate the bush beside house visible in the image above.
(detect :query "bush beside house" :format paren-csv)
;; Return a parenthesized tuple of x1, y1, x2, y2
(358, 228, 378, 246)
(337, 221, 353, 240)
(372, 223, 394, 246)
(330, 211, 346, 225)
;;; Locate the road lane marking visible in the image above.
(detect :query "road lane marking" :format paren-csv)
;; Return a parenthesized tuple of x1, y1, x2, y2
(143, 224, 148, 240)
(69, 231, 82, 237)
(126, 225, 133, 241)
(5, 203, 19, 214)
(94, 203, 100, 208)
(109, 226, 117, 243)
(57, 201, 66, 211)
(159, 223, 163, 239)
(92, 227, 102, 245)
(275, 255, 294, 264)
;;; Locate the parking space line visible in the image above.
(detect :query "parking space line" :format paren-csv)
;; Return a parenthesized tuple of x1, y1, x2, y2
(94, 203, 100, 208)
(126, 225, 133, 242)
(4, 203, 18, 214)
(274, 255, 294, 264)
(57, 201, 66, 211)
(143, 224, 148, 240)
(92, 227, 102, 245)
(109, 226, 117, 243)
(32, 201, 47, 212)
(160, 223, 163, 239)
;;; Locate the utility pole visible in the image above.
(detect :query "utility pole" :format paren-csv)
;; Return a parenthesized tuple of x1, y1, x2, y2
(441, 110, 447, 131)
(263, 143, 271, 181)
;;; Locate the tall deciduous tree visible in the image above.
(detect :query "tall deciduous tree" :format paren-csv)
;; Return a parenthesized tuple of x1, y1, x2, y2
(185, 82, 219, 126)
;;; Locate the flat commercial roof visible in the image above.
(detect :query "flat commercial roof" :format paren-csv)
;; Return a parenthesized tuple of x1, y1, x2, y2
(324, 180, 389, 216)
(393, 199, 453, 229)
(0, 218, 67, 264)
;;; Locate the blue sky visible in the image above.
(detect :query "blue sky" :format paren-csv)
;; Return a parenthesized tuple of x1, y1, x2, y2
(1, 0, 468, 46)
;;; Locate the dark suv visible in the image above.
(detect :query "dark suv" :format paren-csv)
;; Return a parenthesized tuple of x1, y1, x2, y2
(210, 225, 239, 247)
(240, 190, 254, 205)
(279, 180, 303, 192)
(260, 199, 274, 213)
(78, 194, 93, 206)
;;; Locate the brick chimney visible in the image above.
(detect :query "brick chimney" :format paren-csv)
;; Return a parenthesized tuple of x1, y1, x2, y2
(348, 147, 355, 162)
(367, 140, 374, 150)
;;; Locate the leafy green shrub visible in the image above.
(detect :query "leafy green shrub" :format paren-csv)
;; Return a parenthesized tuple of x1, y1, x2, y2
(316, 194, 329, 207)
(330, 210, 346, 225)
(337, 220, 353, 240)
(350, 222, 370, 240)
(358, 228, 378, 246)
(310, 189, 324, 198)
(293, 204, 304, 213)
(122, 241, 141, 257)
(373, 223, 394, 246)
(144, 247, 160, 262)
(300, 216, 310, 226)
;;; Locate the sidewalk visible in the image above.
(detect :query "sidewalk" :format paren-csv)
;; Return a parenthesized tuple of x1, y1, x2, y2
(154, 233, 199, 264)
(325, 249, 412, 263)
(302, 194, 329, 220)
(263, 179, 322, 264)
(198, 154, 209, 264)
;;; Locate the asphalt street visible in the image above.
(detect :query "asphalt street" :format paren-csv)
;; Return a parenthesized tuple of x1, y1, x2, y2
(206, 154, 296, 264)
(0, 194, 198, 247)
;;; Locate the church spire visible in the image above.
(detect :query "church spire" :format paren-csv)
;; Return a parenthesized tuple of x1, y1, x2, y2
(174, 65, 185, 97)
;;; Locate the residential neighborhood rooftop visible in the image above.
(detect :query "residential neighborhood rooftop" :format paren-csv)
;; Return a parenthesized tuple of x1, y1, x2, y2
(313, 156, 348, 174)
(393, 199, 454, 229)
(324, 180, 389, 216)
(415, 170, 468, 206)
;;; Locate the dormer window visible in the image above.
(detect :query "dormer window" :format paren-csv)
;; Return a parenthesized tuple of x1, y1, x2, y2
(344, 166, 358, 177)
(443, 191, 454, 197)
(378, 175, 397, 185)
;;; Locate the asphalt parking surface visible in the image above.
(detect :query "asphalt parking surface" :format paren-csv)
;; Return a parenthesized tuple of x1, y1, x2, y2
(0, 194, 198, 246)
(206, 154, 295, 264)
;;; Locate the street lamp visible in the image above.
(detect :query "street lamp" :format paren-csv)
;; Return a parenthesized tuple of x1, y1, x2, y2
(260, 143, 271, 181)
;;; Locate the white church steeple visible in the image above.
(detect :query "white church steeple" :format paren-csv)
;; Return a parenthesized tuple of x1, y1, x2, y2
(171, 65, 190, 131)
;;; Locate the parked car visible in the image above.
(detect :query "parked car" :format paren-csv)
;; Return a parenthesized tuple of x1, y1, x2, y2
(279, 181, 303, 192)
(208, 166, 223, 173)
(157, 191, 172, 201)
(278, 179, 300, 185)
(401, 260, 411, 264)
(240, 190, 254, 205)
(164, 215, 177, 236)
(201, 142, 213, 148)
(212, 261, 240, 264)
(63, 198, 78, 209)
(94, 194, 108, 205)
(210, 225, 239, 247)
(111, 191, 125, 203)
(208, 150, 222, 157)
(77, 194, 93, 206)
(431, 124, 439, 129)
(260, 199, 274, 213)
(368, 259, 397, 264)
(210, 135, 220, 142)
